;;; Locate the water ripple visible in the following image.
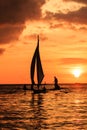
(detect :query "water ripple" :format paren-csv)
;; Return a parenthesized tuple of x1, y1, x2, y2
(0, 85, 87, 130)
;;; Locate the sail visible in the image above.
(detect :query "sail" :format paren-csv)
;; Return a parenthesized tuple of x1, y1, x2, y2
(36, 36, 44, 84)
(30, 44, 37, 85)
(30, 36, 44, 85)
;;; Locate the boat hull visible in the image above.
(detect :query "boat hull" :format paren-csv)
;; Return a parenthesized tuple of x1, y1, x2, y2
(33, 89, 46, 94)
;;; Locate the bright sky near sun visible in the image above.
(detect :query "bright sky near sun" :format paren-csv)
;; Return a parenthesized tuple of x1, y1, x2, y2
(0, 0, 87, 84)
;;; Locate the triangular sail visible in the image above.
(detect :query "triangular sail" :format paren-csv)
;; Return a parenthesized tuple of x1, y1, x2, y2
(30, 44, 37, 85)
(30, 36, 44, 86)
(36, 36, 44, 85)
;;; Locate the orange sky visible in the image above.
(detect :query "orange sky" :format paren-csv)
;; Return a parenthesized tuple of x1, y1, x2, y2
(0, 0, 87, 84)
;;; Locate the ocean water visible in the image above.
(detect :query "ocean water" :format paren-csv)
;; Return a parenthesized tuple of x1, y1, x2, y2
(0, 84, 87, 130)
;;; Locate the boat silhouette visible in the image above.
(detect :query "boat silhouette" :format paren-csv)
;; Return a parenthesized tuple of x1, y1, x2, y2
(30, 36, 46, 93)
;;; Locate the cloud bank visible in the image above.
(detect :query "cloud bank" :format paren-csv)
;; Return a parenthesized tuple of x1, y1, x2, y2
(63, 0, 87, 4)
(0, 0, 45, 44)
(45, 6, 87, 25)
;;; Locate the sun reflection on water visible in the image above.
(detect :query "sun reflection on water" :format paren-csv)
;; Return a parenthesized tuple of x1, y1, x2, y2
(0, 84, 87, 129)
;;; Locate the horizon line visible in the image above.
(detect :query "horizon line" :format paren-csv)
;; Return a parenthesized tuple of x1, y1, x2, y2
(0, 83, 87, 85)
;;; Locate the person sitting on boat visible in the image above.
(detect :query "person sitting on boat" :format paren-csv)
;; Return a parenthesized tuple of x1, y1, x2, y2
(43, 86, 46, 91)
(54, 76, 60, 90)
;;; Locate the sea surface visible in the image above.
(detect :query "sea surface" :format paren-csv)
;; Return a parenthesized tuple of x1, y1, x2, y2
(0, 84, 87, 130)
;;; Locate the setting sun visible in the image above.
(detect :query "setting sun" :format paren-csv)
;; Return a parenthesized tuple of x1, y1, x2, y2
(72, 68, 82, 78)
(0, 0, 87, 84)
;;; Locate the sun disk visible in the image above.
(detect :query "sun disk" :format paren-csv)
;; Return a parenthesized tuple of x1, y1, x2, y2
(72, 68, 82, 78)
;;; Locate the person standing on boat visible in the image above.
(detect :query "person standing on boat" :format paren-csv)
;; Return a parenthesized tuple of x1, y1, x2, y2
(54, 76, 60, 90)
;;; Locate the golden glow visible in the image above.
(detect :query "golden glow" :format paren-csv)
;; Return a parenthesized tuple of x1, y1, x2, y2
(72, 68, 82, 78)
(42, 0, 85, 17)
(0, 0, 87, 84)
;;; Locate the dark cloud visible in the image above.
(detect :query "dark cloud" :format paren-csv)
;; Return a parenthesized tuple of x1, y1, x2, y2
(0, 48, 5, 55)
(0, 0, 45, 24)
(0, 25, 24, 44)
(63, 0, 87, 4)
(0, 0, 45, 44)
(45, 6, 87, 25)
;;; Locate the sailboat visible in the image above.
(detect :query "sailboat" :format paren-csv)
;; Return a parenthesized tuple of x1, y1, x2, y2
(30, 36, 46, 93)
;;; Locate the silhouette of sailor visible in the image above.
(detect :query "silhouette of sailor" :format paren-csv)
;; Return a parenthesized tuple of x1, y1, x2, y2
(54, 76, 60, 90)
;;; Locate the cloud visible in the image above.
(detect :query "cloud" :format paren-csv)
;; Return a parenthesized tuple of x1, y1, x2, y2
(59, 58, 87, 65)
(0, 0, 45, 44)
(78, 39, 87, 44)
(0, 25, 24, 44)
(49, 23, 64, 29)
(0, 0, 45, 24)
(24, 33, 48, 43)
(45, 6, 87, 25)
(63, 0, 87, 4)
(0, 48, 5, 55)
